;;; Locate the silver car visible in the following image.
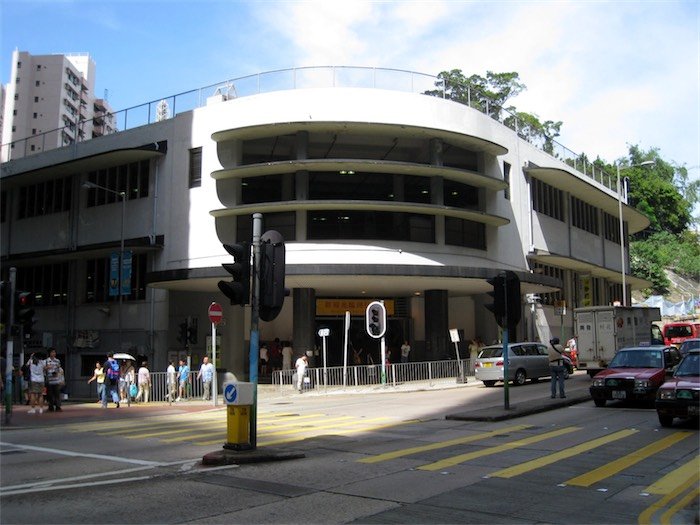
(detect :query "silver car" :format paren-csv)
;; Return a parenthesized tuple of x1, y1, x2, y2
(475, 342, 567, 386)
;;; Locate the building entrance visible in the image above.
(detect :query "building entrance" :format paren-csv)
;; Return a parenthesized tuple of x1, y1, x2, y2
(314, 317, 407, 368)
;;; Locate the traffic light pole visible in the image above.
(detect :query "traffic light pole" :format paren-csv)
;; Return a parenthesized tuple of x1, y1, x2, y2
(5, 267, 17, 424)
(502, 272, 510, 411)
(249, 213, 262, 450)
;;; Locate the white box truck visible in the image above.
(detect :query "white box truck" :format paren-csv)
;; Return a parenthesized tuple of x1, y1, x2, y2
(574, 306, 662, 377)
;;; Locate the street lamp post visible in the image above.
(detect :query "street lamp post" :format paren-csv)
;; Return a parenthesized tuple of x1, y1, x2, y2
(616, 161, 654, 306)
(82, 181, 126, 349)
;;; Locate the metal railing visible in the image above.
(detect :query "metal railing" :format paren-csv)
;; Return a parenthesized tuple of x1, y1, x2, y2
(2, 66, 618, 194)
(145, 371, 206, 402)
(272, 358, 473, 391)
(104, 361, 472, 401)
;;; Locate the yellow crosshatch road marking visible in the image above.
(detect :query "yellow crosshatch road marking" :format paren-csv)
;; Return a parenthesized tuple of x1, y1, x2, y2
(67, 411, 224, 432)
(121, 413, 334, 439)
(565, 431, 693, 487)
(419, 426, 580, 472)
(358, 424, 532, 464)
(196, 418, 421, 447)
(644, 455, 700, 495)
(490, 428, 638, 479)
(162, 416, 388, 444)
(638, 468, 700, 525)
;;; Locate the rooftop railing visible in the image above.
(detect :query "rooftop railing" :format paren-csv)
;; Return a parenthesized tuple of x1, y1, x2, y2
(1, 66, 618, 194)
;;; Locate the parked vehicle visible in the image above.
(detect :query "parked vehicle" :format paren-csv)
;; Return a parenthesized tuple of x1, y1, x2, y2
(589, 346, 682, 407)
(655, 350, 700, 427)
(574, 306, 662, 377)
(678, 338, 700, 356)
(662, 322, 700, 348)
(475, 342, 572, 387)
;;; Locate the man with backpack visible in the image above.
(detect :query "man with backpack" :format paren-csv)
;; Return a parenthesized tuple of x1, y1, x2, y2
(104, 353, 121, 408)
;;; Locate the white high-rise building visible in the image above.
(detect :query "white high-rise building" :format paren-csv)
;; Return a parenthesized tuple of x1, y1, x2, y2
(1, 50, 115, 162)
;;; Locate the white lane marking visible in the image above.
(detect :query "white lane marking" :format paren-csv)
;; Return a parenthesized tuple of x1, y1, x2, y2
(0, 475, 154, 497)
(0, 455, 214, 496)
(0, 441, 162, 466)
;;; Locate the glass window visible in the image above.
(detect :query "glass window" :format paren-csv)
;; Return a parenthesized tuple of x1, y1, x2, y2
(308, 171, 393, 201)
(241, 174, 285, 203)
(532, 178, 564, 221)
(444, 180, 479, 209)
(308, 211, 434, 243)
(189, 147, 202, 188)
(85, 253, 148, 303)
(236, 212, 296, 244)
(445, 217, 486, 250)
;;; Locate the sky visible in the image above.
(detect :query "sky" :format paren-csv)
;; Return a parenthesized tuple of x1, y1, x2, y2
(2, 0, 699, 184)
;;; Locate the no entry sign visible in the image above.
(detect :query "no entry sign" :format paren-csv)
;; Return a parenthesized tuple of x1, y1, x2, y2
(208, 302, 223, 325)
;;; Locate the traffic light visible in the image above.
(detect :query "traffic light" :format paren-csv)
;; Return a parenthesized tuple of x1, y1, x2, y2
(485, 272, 521, 330)
(0, 281, 10, 327)
(504, 271, 521, 327)
(15, 291, 36, 335)
(485, 273, 506, 327)
(365, 301, 387, 339)
(177, 321, 188, 344)
(258, 230, 289, 322)
(187, 317, 197, 345)
(218, 242, 251, 306)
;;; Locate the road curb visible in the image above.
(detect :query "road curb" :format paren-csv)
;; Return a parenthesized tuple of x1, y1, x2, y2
(445, 394, 592, 421)
(202, 448, 305, 466)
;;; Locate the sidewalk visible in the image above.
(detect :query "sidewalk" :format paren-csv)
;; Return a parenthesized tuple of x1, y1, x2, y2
(1, 373, 594, 429)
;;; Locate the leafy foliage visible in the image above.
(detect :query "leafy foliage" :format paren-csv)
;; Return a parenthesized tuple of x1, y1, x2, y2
(622, 145, 700, 292)
(425, 68, 698, 296)
(424, 69, 560, 149)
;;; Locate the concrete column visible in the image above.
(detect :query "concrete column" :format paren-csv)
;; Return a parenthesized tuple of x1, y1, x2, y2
(424, 289, 449, 360)
(293, 288, 316, 363)
(429, 138, 443, 167)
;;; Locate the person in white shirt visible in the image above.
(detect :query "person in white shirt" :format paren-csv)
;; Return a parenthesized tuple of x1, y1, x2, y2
(166, 361, 177, 402)
(197, 356, 215, 400)
(400, 341, 411, 363)
(282, 342, 294, 370)
(26, 354, 46, 414)
(135, 362, 152, 403)
(295, 355, 308, 393)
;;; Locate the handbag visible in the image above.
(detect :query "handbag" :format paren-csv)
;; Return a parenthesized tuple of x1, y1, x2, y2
(129, 383, 138, 397)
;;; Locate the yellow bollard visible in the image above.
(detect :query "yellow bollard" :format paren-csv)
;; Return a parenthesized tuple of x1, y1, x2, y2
(226, 405, 250, 446)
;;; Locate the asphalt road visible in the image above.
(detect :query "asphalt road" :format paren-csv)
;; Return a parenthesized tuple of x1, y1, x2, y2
(0, 373, 697, 524)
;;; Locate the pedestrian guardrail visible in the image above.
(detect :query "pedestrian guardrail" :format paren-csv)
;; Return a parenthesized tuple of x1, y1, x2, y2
(272, 359, 473, 391)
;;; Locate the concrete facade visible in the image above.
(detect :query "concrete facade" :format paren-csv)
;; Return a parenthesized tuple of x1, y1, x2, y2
(0, 67, 650, 399)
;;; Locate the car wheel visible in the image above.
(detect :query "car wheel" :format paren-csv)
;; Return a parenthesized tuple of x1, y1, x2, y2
(658, 414, 674, 427)
(514, 369, 526, 386)
(594, 398, 606, 407)
(483, 380, 496, 387)
(563, 368, 570, 380)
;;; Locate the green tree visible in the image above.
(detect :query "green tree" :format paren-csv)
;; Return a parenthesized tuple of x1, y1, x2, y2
(425, 69, 525, 119)
(621, 146, 694, 237)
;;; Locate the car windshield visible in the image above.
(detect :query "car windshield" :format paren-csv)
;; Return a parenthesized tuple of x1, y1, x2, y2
(479, 347, 503, 359)
(680, 340, 700, 354)
(609, 350, 663, 368)
(666, 326, 692, 338)
(674, 353, 700, 377)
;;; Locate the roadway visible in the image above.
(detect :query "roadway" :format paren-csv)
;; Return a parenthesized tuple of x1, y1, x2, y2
(0, 372, 697, 524)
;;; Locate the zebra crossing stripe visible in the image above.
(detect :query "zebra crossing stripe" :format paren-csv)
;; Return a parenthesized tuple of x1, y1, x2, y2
(489, 428, 638, 479)
(565, 431, 694, 487)
(418, 426, 580, 471)
(358, 424, 532, 464)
